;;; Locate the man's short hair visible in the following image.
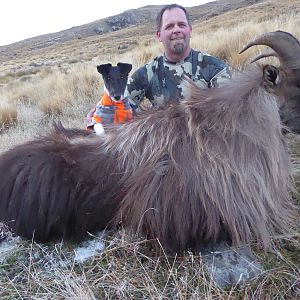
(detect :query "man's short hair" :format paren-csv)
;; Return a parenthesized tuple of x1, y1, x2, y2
(156, 4, 191, 31)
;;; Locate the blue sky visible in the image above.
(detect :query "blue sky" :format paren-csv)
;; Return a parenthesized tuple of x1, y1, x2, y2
(0, 0, 212, 46)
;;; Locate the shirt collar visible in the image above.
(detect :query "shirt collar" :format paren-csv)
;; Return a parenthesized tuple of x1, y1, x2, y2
(163, 49, 193, 65)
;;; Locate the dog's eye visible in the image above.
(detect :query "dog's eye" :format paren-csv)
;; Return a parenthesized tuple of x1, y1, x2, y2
(107, 77, 111, 81)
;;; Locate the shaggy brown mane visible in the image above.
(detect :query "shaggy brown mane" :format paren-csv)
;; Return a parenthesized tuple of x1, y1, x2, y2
(106, 65, 295, 251)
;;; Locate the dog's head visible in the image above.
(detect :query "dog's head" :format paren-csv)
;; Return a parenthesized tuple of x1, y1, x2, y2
(97, 62, 132, 101)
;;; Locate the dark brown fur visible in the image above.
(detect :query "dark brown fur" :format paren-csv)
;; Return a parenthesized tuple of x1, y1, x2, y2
(113, 67, 298, 252)
(0, 129, 121, 241)
(0, 64, 299, 253)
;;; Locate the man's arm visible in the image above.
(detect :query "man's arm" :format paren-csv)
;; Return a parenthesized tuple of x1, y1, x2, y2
(198, 53, 231, 88)
(209, 64, 231, 88)
(124, 65, 150, 109)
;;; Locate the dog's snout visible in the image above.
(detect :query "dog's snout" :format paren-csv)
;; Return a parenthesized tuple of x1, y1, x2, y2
(114, 96, 121, 101)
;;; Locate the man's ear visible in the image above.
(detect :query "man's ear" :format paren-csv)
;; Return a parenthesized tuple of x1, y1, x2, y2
(263, 65, 279, 89)
(97, 63, 112, 75)
(117, 63, 132, 75)
(156, 31, 162, 42)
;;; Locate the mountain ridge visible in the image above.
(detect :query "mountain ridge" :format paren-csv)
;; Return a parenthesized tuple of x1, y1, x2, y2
(0, 0, 263, 54)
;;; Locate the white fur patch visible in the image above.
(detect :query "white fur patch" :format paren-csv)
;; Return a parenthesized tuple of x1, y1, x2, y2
(94, 123, 105, 135)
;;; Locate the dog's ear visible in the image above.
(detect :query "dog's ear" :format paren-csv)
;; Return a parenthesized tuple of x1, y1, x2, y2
(117, 63, 132, 76)
(97, 63, 112, 75)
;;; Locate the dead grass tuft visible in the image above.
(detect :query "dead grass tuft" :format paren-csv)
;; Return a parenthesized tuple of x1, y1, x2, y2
(0, 100, 17, 128)
(132, 41, 162, 67)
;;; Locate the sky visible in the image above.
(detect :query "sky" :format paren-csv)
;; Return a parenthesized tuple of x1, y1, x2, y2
(0, 0, 213, 46)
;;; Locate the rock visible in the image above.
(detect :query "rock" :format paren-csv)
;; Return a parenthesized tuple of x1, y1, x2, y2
(0, 222, 20, 263)
(118, 44, 128, 50)
(74, 232, 106, 263)
(201, 243, 264, 289)
(94, 26, 104, 34)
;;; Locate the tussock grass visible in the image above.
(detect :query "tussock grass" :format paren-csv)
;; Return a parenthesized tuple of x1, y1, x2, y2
(1, 64, 101, 118)
(0, 99, 17, 129)
(131, 41, 162, 68)
(191, 10, 300, 68)
(36, 73, 74, 116)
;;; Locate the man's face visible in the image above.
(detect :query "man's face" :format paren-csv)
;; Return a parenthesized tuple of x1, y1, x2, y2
(157, 7, 192, 57)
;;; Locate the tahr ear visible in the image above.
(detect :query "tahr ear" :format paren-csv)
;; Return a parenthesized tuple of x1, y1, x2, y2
(263, 65, 279, 89)
(97, 63, 112, 75)
(117, 62, 132, 75)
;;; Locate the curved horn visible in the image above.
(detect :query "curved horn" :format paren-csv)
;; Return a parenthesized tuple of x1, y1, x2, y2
(239, 31, 300, 69)
(250, 51, 278, 64)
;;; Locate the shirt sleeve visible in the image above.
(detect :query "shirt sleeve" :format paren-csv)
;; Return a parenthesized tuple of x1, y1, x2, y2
(209, 65, 231, 88)
(198, 53, 231, 88)
(124, 65, 149, 107)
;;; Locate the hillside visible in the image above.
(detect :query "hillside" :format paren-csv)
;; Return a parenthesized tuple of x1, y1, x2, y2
(0, 0, 263, 52)
(0, 0, 266, 80)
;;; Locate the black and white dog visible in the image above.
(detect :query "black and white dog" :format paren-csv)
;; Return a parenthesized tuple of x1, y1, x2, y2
(86, 63, 133, 134)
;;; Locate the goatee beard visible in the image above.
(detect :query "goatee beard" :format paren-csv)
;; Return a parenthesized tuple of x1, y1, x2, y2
(173, 43, 184, 54)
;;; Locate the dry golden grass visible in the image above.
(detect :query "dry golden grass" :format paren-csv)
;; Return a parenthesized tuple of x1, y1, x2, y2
(191, 2, 300, 68)
(36, 64, 101, 115)
(0, 99, 17, 129)
(0, 229, 299, 299)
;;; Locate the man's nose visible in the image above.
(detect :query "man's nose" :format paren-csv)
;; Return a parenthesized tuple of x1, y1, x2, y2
(172, 24, 181, 33)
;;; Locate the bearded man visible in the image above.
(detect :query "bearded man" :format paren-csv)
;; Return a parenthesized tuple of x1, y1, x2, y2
(125, 4, 231, 108)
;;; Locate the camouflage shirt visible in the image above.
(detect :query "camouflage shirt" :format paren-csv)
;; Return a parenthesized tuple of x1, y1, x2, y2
(125, 49, 231, 108)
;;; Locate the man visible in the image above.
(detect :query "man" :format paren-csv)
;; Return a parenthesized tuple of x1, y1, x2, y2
(125, 4, 231, 109)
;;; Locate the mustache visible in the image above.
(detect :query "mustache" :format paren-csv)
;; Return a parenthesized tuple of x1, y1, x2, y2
(171, 34, 185, 40)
